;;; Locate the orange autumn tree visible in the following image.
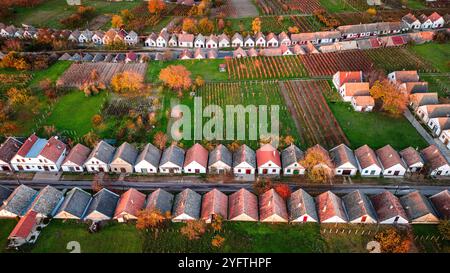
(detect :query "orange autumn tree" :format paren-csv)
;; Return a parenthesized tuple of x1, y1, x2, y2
(301, 145, 334, 183)
(374, 228, 411, 253)
(182, 17, 197, 33)
(180, 220, 207, 240)
(273, 184, 291, 200)
(148, 0, 165, 14)
(252, 17, 261, 34)
(370, 80, 408, 116)
(153, 131, 168, 150)
(159, 65, 192, 92)
(136, 209, 170, 229)
(111, 15, 123, 28)
(198, 17, 214, 35)
(110, 71, 144, 94)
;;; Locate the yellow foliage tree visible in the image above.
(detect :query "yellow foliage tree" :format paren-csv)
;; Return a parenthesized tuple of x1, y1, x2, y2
(301, 145, 334, 183)
(370, 80, 408, 116)
(111, 15, 123, 28)
(110, 71, 144, 94)
(252, 17, 261, 34)
(159, 65, 192, 91)
(374, 228, 411, 253)
(148, 0, 166, 14)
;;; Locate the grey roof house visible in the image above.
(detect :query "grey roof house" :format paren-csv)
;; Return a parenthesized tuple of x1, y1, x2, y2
(0, 185, 37, 218)
(287, 189, 318, 222)
(159, 144, 185, 174)
(84, 140, 116, 172)
(342, 190, 377, 223)
(400, 191, 440, 224)
(54, 187, 92, 219)
(84, 188, 119, 222)
(172, 188, 201, 222)
(208, 144, 232, 174)
(146, 188, 174, 215)
(281, 144, 305, 175)
(110, 142, 138, 173)
(134, 143, 162, 174)
(28, 185, 64, 217)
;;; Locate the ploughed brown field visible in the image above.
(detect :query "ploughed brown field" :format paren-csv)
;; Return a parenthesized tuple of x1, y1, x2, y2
(56, 62, 148, 88)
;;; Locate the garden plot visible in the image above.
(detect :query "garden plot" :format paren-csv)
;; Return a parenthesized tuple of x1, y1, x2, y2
(56, 63, 148, 89)
(229, 0, 259, 18)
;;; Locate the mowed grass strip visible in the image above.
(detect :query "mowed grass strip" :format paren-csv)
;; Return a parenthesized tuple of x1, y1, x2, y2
(44, 91, 107, 137)
(328, 102, 428, 150)
(0, 219, 19, 252)
(32, 220, 143, 253)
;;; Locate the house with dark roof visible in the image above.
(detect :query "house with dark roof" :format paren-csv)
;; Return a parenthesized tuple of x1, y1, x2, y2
(400, 191, 439, 224)
(233, 145, 256, 175)
(61, 143, 91, 172)
(0, 137, 23, 172)
(201, 189, 228, 223)
(281, 144, 305, 175)
(146, 188, 174, 215)
(342, 190, 377, 223)
(184, 143, 208, 174)
(114, 188, 146, 222)
(402, 13, 421, 29)
(330, 144, 358, 176)
(315, 191, 348, 223)
(208, 144, 232, 174)
(28, 185, 63, 218)
(134, 143, 161, 174)
(430, 190, 450, 220)
(399, 82, 428, 95)
(259, 189, 288, 222)
(409, 92, 438, 111)
(371, 191, 409, 224)
(84, 140, 115, 173)
(159, 144, 185, 174)
(10, 134, 67, 172)
(376, 145, 407, 177)
(287, 189, 318, 222)
(354, 145, 382, 177)
(308, 144, 334, 173)
(417, 104, 450, 123)
(172, 188, 201, 222)
(84, 188, 119, 222)
(0, 185, 37, 218)
(54, 187, 92, 219)
(228, 188, 258, 221)
(8, 210, 43, 247)
(231, 33, 243, 47)
(399, 147, 424, 173)
(256, 144, 281, 175)
(421, 145, 450, 176)
(0, 185, 12, 204)
(110, 142, 138, 173)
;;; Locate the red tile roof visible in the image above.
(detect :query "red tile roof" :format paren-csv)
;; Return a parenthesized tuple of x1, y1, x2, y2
(430, 190, 450, 219)
(342, 82, 370, 97)
(352, 96, 375, 107)
(421, 145, 449, 170)
(354, 145, 380, 169)
(315, 191, 347, 222)
(376, 144, 405, 169)
(256, 144, 281, 168)
(259, 189, 288, 221)
(62, 143, 91, 166)
(39, 136, 66, 163)
(16, 134, 38, 157)
(0, 137, 22, 163)
(178, 33, 194, 43)
(184, 143, 208, 168)
(371, 191, 407, 222)
(336, 71, 363, 86)
(8, 210, 38, 239)
(114, 188, 146, 218)
(201, 189, 228, 221)
(428, 12, 442, 22)
(228, 188, 258, 221)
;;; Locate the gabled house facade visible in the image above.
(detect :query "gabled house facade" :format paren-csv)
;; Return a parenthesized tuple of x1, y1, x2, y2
(84, 140, 115, 173)
(281, 144, 305, 175)
(61, 143, 91, 172)
(159, 144, 185, 174)
(421, 145, 450, 176)
(201, 189, 228, 223)
(183, 143, 208, 174)
(54, 187, 91, 219)
(315, 191, 348, 223)
(400, 191, 439, 224)
(208, 144, 232, 174)
(342, 190, 377, 223)
(376, 145, 407, 177)
(330, 144, 358, 176)
(146, 188, 174, 215)
(134, 143, 161, 174)
(259, 189, 288, 222)
(233, 144, 256, 175)
(354, 145, 382, 177)
(399, 147, 424, 173)
(371, 191, 409, 224)
(256, 144, 281, 175)
(172, 188, 201, 222)
(0, 137, 23, 172)
(84, 188, 119, 222)
(114, 188, 146, 222)
(287, 189, 318, 222)
(228, 188, 258, 221)
(109, 142, 138, 173)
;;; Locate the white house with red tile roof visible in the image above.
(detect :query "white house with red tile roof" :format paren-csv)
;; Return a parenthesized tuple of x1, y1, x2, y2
(388, 70, 419, 84)
(428, 12, 444, 28)
(11, 135, 66, 172)
(113, 188, 146, 222)
(255, 32, 266, 47)
(351, 96, 375, 112)
(354, 145, 382, 177)
(399, 147, 424, 173)
(376, 145, 407, 177)
(278, 31, 291, 46)
(329, 144, 358, 176)
(183, 143, 208, 174)
(417, 104, 450, 123)
(371, 191, 409, 224)
(256, 144, 281, 175)
(178, 33, 194, 47)
(339, 82, 370, 102)
(332, 71, 363, 89)
(439, 130, 450, 150)
(315, 191, 348, 223)
(232, 144, 256, 175)
(8, 210, 42, 247)
(218, 33, 230, 48)
(61, 144, 90, 173)
(228, 188, 258, 221)
(265, 33, 278, 47)
(0, 137, 23, 172)
(421, 145, 450, 176)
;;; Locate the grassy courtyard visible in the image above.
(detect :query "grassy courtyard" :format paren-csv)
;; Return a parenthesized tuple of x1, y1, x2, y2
(146, 59, 228, 83)
(410, 43, 450, 73)
(328, 101, 428, 150)
(44, 91, 108, 137)
(5, 0, 141, 29)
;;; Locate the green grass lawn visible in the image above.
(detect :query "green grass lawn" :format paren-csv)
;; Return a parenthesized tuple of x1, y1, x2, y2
(6, 0, 141, 29)
(319, 0, 358, 13)
(0, 219, 18, 252)
(420, 75, 450, 99)
(29, 61, 72, 89)
(224, 16, 297, 34)
(328, 101, 428, 150)
(31, 220, 143, 253)
(405, 0, 426, 9)
(409, 43, 450, 73)
(147, 59, 228, 83)
(44, 91, 108, 137)
(412, 224, 450, 253)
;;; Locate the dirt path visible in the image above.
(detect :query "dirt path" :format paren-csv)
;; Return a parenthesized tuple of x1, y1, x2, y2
(229, 0, 259, 18)
(88, 15, 111, 30)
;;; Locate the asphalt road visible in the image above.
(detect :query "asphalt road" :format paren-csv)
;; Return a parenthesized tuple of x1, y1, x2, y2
(0, 179, 448, 196)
